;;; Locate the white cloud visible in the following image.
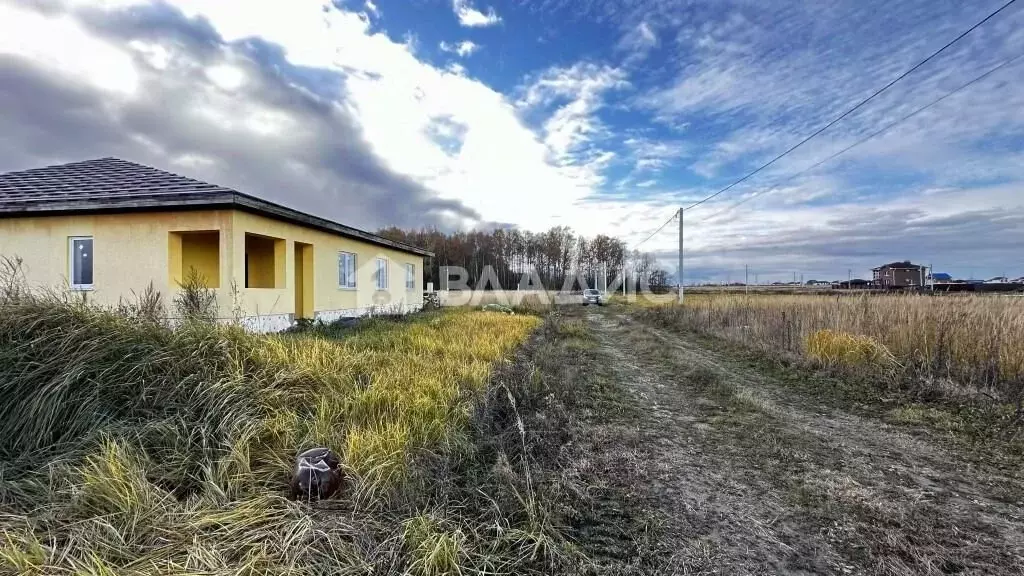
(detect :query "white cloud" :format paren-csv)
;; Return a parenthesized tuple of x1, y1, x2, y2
(517, 63, 630, 184)
(439, 40, 479, 57)
(128, 40, 170, 70)
(0, 3, 138, 95)
(204, 64, 246, 91)
(629, 0, 1024, 215)
(172, 153, 219, 169)
(65, 0, 634, 234)
(622, 136, 688, 174)
(616, 21, 657, 62)
(451, 0, 501, 28)
(518, 63, 628, 109)
(364, 0, 379, 16)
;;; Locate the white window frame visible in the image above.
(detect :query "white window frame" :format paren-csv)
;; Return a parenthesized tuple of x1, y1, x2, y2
(375, 257, 389, 290)
(338, 251, 357, 289)
(68, 236, 94, 291)
(405, 263, 416, 290)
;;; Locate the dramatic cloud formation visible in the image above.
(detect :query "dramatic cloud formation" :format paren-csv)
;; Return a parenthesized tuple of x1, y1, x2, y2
(1, 0, 1022, 281)
(0, 0, 626, 236)
(0, 1, 481, 229)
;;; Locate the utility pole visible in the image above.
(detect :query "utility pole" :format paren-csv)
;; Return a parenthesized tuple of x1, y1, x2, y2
(678, 208, 684, 303)
(745, 264, 749, 294)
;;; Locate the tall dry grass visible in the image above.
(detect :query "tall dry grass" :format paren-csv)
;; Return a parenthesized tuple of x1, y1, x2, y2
(634, 293, 1024, 402)
(0, 260, 561, 574)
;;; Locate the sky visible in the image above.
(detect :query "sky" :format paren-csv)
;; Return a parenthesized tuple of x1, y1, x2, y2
(1, 0, 1023, 282)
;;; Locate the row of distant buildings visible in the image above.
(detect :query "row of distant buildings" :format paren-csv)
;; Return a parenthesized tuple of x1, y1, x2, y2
(833, 261, 1024, 292)
(701, 261, 1022, 291)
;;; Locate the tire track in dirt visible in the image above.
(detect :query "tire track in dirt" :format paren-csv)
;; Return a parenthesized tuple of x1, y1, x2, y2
(583, 311, 831, 574)
(636, 315, 1024, 513)
(581, 308, 1024, 575)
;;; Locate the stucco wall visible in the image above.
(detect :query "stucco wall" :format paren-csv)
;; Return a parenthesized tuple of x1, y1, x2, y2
(175, 231, 222, 288)
(0, 209, 424, 325)
(0, 210, 235, 313)
(230, 211, 424, 319)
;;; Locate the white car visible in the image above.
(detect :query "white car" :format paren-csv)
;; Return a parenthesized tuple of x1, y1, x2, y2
(582, 289, 604, 306)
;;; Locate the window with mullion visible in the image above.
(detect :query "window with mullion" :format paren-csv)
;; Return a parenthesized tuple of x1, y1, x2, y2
(338, 252, 357, 288)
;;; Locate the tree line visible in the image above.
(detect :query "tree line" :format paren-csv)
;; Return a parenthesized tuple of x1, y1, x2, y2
(377, 226, 671, 291)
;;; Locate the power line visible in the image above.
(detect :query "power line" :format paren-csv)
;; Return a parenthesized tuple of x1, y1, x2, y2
(680, 0, 1019, 214)
(626, 0, 1017, 254)
(698, 51, 1024, 222)
(631, 210, 678, 250)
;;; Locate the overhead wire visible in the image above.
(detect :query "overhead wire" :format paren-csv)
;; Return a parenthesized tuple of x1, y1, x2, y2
(678, 0, 1019, 213)
(622, 0, 1019, 254)
(698, 50, 1024, 223)
(630, 209, 678, 250)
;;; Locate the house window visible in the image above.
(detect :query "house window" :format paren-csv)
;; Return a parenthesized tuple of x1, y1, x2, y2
(375, 257, 389, 290)
(405, 263, 415, 290)
(69, 236, 94, 290)
(339, 252, 357, 289)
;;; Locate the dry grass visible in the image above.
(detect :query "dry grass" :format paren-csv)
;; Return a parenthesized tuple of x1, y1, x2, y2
(444, 291, 555, 316)
(806, 329, 896, 370)
(0, 262, 558, 574)
(633, 293, 1024, 402)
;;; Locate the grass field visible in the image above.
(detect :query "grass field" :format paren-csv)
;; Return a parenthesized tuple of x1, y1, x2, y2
(0, 278, 556, 574)
(570, 304, 1024, 574)
(627, 292, 1024, 404)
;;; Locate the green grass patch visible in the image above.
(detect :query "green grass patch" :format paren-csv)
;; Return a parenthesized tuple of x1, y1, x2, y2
(886, 405, 965, 432)
(553, 317, 591, 340)
(0, 286, 549, 573)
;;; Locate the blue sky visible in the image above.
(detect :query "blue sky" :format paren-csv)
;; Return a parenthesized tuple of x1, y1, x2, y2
(1, 0, 1023, 281)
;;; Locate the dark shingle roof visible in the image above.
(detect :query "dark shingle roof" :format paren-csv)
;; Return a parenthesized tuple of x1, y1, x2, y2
(0, 158, 234, 206)
(0, 158, 432, 257)
(872, 261, 923, 270)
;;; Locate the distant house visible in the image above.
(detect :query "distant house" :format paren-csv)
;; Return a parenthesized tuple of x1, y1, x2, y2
(0, 158, 432, 331)
(929, 272, 952, 283)
(986, 276, 1010, 284)
(834, 279, 871, 289)
(872, 261, 926, 288)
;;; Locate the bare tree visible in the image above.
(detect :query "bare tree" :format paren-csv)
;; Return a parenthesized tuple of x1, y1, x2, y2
(378, 226, 638, 291)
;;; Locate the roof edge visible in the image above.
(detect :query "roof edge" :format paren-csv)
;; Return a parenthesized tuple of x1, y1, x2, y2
(0, 192, 434, 258)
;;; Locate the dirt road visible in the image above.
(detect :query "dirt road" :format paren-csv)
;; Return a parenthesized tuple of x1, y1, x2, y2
(566, 307, 1024, 575)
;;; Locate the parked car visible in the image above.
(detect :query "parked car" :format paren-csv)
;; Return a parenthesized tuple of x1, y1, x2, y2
(582, 289, 604, 306)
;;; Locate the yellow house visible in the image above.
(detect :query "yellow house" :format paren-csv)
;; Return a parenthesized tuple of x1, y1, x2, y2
(0, 158, 431, 331)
